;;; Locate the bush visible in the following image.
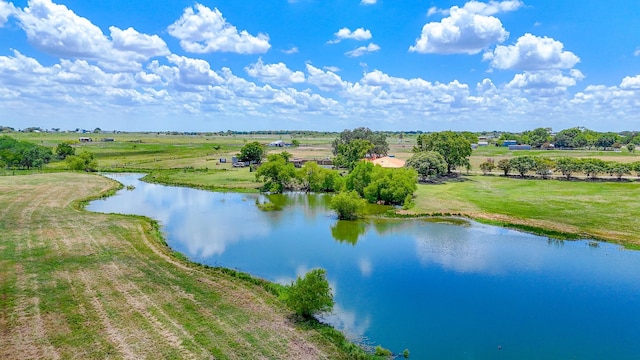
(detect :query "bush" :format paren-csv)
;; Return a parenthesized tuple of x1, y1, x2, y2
(375, 345, 392, 356)
(66, 151, 98, 172)
(285, 268, 334, 319)
(330, 191, 366, 220)
(479, 160, 496, 175)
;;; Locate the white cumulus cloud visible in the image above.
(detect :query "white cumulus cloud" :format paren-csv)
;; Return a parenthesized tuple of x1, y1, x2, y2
(620, 75, 640, 89)
(245, 58, 305, 87)
(14, 0, 169, 71)
(167, 4, 270, 54)
(306, 64, 347, 91)
(506, 70, 584, 97)
(166, 54, 224, 86)
(328, 27, 372, 44)
(485, 33, 580, 71)
(360, 0, 377, 5)
(345, 43, 380, 57)
(0, 0, 16, 27)
(109, 27, 169, 58)
(410, 0, 522, 55)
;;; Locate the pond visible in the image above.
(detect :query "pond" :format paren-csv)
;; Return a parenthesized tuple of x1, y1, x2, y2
(88, 174, 640, 359)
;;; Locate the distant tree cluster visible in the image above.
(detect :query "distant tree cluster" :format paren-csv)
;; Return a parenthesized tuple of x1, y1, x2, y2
(484, 156, 639, 180)
(411, 131, 472, 175)
(332, 127, 389, 170)
(0, 135, 52, 169)
(255, 152, 344, 194)
(495, 127, 635, 150)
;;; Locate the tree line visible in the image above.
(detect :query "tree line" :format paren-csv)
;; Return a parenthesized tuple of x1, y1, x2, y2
(480, 156, 640, 180)
(0, 135, 97, 172)
(497, 127, 639, 150)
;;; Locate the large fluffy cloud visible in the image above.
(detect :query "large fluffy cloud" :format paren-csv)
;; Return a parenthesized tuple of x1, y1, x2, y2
(410, 0, 522, 55)
(14, 0, 169, 71)
(167, 4, 270, 54)
(245, 58, 305, 87)
(485, 33, 580, 70)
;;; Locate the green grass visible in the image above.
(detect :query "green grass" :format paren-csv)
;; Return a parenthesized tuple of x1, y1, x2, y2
(142, 167, 261, 192)
(409, 175, 640, 247)
(0, 172, 379, 359)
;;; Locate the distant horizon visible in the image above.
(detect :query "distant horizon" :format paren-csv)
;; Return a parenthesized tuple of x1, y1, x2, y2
(5, 126, 639, 136)
(1, 1, 639, 132)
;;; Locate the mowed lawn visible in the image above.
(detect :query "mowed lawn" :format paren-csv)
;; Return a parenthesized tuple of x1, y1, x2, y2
(0, 173, 350, 360)
(410, 175, 640, 247)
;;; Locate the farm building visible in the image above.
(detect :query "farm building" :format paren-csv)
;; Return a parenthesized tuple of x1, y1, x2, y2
(79, 137, 92, 142)
(503, 140, 517, 146)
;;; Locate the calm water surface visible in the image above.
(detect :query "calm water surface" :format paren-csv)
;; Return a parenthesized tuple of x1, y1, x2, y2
(88, 174, 640, 359)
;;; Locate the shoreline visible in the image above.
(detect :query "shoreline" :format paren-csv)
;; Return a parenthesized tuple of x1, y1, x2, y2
(86, 173, 380, 359)
(134, 170, 639, 250)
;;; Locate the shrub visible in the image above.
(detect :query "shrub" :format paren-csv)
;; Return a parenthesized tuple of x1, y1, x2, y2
(285, 269, 334, 319)
(375, 345, 392, 356)
(479, 160, 496, 175)
(66, 151, 98, 172)
(330, 191, 366, 220)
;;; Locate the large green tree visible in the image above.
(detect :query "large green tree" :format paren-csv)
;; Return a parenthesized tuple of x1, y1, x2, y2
(238, 141, 265, 164)
(406, 151, 447, 179)
(553, 127, 582, 148)
(285, 269, 334, 319)
(522, 127, 552, 148)
(55, 142, 75, 159)
(333, 139, 373, 170)
(363, 166, 417, 205)
(414, 131, 472, 174)
(331, 127, 388, 158)
(255, 152, 297, 193)
(297, 161, 343, 193)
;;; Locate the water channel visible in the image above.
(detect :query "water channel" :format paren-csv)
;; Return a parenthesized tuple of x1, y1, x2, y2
(87, 173, 640, 359)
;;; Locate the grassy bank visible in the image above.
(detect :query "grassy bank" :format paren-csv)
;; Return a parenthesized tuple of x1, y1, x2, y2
(407, 175, 640, 248)
(0, 172, 376, 359)
(142, 167, 261, 193)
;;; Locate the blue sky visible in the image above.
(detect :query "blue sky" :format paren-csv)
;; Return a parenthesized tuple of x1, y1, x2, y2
(0, 0, 639, 132)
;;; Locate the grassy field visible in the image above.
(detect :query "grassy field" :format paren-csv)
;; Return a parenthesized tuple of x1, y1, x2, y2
(407, 175, 640, 248)
(7, 131, 640, 246)
(0, 173, 369, 359)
